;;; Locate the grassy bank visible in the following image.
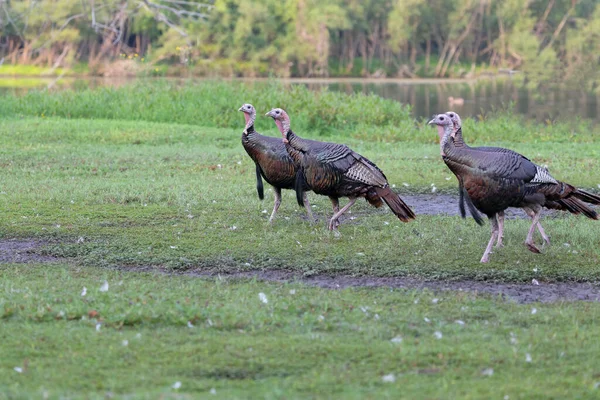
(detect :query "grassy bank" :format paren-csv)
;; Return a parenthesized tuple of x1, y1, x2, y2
(1, 80, 596, 141)
(2, 264, 600, 398)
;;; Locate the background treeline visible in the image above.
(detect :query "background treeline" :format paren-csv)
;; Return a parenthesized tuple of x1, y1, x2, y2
(1, 0, 599, 88)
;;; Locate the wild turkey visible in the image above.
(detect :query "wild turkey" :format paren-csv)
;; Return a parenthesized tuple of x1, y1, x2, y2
(446, 111, 587, 248)
(239, 103, 314, 223)
(265, 107, 415, 230)
(445, 111, 544, 247)
(429, 113, 600, 262)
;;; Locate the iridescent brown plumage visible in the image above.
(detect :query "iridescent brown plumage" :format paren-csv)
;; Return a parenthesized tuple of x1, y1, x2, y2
(239, 103, 314, 223)
(266, 108, 415, 231)
(430, 113, 600, 262)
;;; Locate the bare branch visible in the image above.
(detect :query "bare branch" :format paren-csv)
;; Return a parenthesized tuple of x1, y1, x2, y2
(0, 0, 24, 40)
(142, 0, 209, 19)
(153, 0, 213, 9)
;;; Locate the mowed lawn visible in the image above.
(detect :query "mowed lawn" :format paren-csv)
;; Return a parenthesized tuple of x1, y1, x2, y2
(1, 115, 600, 397)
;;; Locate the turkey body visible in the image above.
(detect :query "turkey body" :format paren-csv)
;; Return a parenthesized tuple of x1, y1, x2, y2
(241, 122, 313, 223)
(286, 129, 415, 229)
(242, 125, 298, 192)
(443, 145, 537, 216)
(450, 126, 598, 220)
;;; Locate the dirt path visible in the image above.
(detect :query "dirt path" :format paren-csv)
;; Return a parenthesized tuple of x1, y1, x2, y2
(401, 194, 557, 219)
(0, 239, 59, 263)
(172, 269, 600, 304)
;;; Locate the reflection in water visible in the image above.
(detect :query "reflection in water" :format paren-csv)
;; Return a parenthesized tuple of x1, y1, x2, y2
(2, 77, 599, 123)
(316, 80, 600, 123)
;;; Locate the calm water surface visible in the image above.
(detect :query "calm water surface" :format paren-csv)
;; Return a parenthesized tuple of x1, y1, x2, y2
(311, 79, 599, 124)
(2, 77, 599, 124)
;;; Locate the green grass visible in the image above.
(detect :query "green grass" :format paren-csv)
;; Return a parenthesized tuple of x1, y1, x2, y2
(0, 65, 66, 77)
(2, 264, 600, 398)
(0, 116, 599, 281)
(1, 82, 600, 397)
(0, 80, 412, 136)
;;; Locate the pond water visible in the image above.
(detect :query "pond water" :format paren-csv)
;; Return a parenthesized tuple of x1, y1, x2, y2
(2, 76, 599, 124)
(304, 78, 600, 124)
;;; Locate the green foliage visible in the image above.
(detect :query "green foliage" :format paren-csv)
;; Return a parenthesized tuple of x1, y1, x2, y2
(0, 65, 65, 76)
(1, 0, 600, 85)
(0, 81, 411, 135)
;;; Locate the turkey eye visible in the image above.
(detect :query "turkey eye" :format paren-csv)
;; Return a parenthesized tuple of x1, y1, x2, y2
(440, 117, 445, 120)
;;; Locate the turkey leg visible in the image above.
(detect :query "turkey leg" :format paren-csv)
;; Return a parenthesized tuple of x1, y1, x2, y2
(303, 193, 315, 222)
(329, 196, 340, 228)
(536, 222, 551, 246)
(328, 197, 357, 230)
(496, 211, 505, 247)
(524, 208, 543, 254)
(524, 207, 550, 246)
(268, 187, 282, 223)
(480, 214, 499, 263)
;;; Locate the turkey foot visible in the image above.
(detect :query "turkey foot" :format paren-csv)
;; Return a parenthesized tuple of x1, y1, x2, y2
(328, 197, 357, 231)
(525, 242, 542, 254)
(524, 208, 542, 254)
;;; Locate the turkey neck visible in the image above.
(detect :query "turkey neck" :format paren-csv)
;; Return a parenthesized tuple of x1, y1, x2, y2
(443, 126, 478, 164)
(285, 130, 310, 153)
(437, 123, 454, 156)
(452, 127, 466, 147)
(243, 111, 256, 134)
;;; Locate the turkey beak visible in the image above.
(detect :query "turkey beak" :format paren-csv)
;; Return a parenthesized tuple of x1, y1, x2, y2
(427, 118, 435, 125)
(238, 106, 244, 112)
(265, 111, 274, 118)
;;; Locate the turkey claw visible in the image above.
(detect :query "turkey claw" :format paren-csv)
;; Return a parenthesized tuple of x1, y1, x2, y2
(525, 242, 541, 254)
(328, 218, 340, 230)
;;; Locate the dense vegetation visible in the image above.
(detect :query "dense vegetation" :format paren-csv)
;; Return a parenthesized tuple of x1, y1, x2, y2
(0, 80, 596, 140)
(1, 0, 599, 88)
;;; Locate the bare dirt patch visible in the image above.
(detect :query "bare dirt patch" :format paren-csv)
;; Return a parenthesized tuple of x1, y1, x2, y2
(0, 239, 60, 263)
(129, 267, 600, 304)
(402, 194, 558, 218)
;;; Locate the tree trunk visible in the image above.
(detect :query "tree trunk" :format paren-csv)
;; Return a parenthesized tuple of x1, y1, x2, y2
(434, 43, 449, 77)
(410, 42, 417, 67)
(425, 38, 431, 73)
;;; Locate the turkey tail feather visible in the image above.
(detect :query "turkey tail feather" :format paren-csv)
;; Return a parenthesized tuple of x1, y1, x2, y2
(255, 163, 264, 200)
(462, 187, 484, 226)
(375, 186, 415, 222)
(458, 184, 466, 219)
(295, 169, 306, 207)
(558, 198, 599, 220)
(573, 189, 600, 205)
